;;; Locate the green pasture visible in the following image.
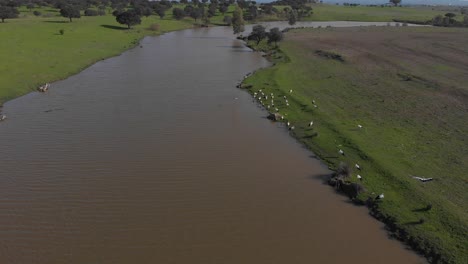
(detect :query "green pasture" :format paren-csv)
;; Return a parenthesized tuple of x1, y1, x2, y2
(243, 27, 468, 263)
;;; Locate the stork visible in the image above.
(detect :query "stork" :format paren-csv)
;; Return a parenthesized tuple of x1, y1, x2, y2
(308, 121, 314, 127)
(339, 149, 344, 155)
(355, 164, 361, 170)
(357, 175, 362, 181)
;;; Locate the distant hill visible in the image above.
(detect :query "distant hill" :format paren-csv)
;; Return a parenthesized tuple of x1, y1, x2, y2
(256, 0, 468, 6)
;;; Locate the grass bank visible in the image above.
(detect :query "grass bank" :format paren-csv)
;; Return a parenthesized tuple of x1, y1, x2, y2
(243, 26, 468, 263)
(0, 6, 227, 106)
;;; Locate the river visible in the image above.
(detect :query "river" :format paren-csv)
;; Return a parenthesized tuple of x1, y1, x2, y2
(0, 22, 424, 263)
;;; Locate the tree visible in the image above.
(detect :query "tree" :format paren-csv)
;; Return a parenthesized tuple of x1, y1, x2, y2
(232, 5, 244, 34)
(248, 24, 266, 45)
(84, 9, 99, 16)
(60, 5, 81, 22)
(27, 3, 35, 11)
(156, 8, 165, 19)
(223, 15, 232, 25)
(389, 0, 401, 6)
(445, 13, 456, 19)
(0, 5, 18, 22)
(267, 27, 283, 47)
(116, 10, 141, 29)
(288, 10, 297, 25)
(218, 4, 228, 15)
(172, 7, 185, 20)
(190, 8, 202, 21)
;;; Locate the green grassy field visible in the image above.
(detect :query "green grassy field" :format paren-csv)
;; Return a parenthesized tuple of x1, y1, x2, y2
(269, 4, 463, 22)
(243, 27, 468, 263)
(0, 5, 231, 106)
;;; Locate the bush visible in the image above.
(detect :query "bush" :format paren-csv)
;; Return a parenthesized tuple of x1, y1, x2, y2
(223, 15, 232, 26)
(84, 9, 99, 16)
(59, 29, 65, 35)
(33, 10, 41, 16)
(149, 23, 160, 31)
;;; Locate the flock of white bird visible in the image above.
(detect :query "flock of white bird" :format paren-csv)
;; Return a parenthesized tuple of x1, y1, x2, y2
(252, 87, 387, 200)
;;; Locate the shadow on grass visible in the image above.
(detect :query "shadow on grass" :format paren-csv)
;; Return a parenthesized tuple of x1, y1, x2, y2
(43, 20, 68, 23)
(100, 24, 128, 30)
(403, 220, 424, 226)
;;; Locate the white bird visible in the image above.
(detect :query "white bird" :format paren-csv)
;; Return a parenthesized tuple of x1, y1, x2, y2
(312, 99, 316, 104)
(357, 175, 362, 180)
(287, 122, 290, 127)
(286, 103, 289, 107)
(376, 193, 384, 200)
(358, 124, 363, 129)
(259, 89, 262, 93)
(281, 116, 284, 120)
(267, 105, 270, 109)
(289, 89, 293, 93)
(275, 108, 279, 112)
(271, 95, 274, 99)
(271, 93, 273, 96)
(0, 115, 6, 121)
(355, 164, 361, 170)
(254, 92, 257, 96)
(309, 121, 314, 127)
(265, 96, 268, 100)
(412, 176, 433, 182)
(314, 104, 318, 108)
(289, 126, 295, 130)
(339, 149, 344, 155)
(283, 96, 287, 99)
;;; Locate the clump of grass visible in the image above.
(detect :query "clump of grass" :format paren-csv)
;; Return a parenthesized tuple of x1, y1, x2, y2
(315, 50, 345, 62)
(148, 23, 160, 31)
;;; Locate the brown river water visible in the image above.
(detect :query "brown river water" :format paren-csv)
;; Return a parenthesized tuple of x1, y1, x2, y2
(0, 23, 425, 263)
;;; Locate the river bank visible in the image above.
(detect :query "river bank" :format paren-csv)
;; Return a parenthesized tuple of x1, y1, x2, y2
(0, 11, 204, 108)
(241, 26, 468, 264)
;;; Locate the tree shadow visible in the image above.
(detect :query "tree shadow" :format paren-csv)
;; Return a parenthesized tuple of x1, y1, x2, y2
(412, 205, 432, 212)
(43, 20, 68, 23)
(403, 220, 424, 226)
(306, 173, 333, 185)
(100, 24, 128, 30)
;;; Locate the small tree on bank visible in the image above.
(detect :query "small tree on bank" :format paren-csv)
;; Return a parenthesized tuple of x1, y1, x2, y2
(172, 8, 185, 20)
(60, 6, 81, 22)
(116, 10, 141, 29)
(268, 27, 283, 47)
(288, 10, 298, 26)
(248, 25, 267, 45)
(0, 6, 19, 22)
(232, 6, 245, 34)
